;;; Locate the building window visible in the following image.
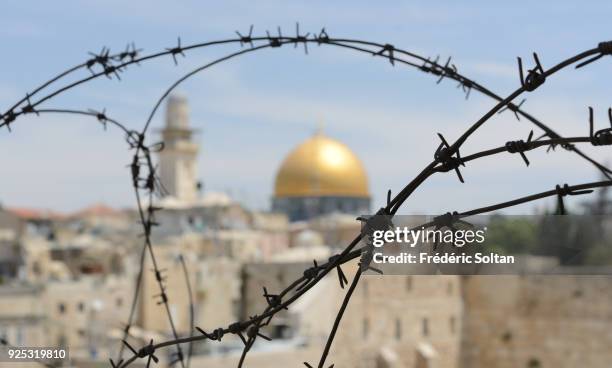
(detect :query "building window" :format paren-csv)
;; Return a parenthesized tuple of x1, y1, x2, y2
(406, 276, 412, 291)
(58, 303, 66, 314)
(422, 318, 429, 337)
(450, 316, 456, 334)
(362, 318, 369, 340)
(77, 302, 85, 312)
(395, 318, 402, 341)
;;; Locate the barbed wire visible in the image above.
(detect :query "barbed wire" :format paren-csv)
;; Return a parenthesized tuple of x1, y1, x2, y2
(178, 255, 195, 368)
(0, 24, 610, 368)
(2, 26, 609, 176)
(112, 174, 612, 368)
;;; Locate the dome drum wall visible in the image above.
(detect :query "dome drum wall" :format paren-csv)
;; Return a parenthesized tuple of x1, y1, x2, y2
(157, 94, 199, 203)
(272, 196, 371, 222)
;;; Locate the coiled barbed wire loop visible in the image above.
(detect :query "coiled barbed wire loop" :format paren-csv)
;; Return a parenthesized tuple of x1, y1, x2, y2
(1, 25, 611, 368)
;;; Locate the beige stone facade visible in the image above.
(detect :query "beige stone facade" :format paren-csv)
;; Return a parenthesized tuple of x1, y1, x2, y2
(460, 275, 612, 368)
(138, 245, 242, 336)
(42, 277, 131, 357)
(0, 284, 47, 347)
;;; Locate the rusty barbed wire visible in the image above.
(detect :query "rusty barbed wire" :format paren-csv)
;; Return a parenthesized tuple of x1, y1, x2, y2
(0, 25, 610, 368)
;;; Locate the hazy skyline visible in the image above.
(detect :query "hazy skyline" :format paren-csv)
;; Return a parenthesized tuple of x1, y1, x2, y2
(1, 1, 611, 214)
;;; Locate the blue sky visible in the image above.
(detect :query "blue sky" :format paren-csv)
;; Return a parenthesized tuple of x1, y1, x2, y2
(0, 1, 611, 214)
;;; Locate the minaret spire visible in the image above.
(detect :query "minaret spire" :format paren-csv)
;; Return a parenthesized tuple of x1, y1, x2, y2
(158, 94, 199, 203)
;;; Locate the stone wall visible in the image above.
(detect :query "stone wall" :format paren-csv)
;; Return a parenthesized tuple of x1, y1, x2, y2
(460, 275, 612, 368)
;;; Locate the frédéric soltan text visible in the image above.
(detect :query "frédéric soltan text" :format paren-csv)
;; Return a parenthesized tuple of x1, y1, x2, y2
(371, 226, 515, 265)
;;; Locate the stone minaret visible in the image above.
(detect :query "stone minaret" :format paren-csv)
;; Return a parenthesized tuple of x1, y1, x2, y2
(158, 94, 199, 202)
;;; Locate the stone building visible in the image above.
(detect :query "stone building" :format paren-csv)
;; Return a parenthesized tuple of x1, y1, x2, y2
(460, 275, 612, 368)
(3, 93, 612, 368)
(0, 277, 131, 363)
(43, 276, 131, 359)
(0, 283, 48, 347)
(138, 244, 242, 338)
(240, 259, 462, 368)
(196, 264, 612, 368)
(0, 208, 24, 280)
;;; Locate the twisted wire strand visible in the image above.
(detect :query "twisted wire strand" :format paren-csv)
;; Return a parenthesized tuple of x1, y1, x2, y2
(2, 32, 608, 177)
(140, 41, 608, 368)
(0, 28, 610, 368)
(179, 255, 195, 368)
(113, 178, 612, 368)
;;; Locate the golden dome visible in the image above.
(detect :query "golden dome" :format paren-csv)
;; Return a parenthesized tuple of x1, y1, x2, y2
(274, 133, 369, 198)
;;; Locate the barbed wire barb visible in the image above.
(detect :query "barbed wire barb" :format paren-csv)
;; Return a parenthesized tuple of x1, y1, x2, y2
(2, 110, 16, 132)
(435, 132, 466, 183)
(555, 183, 594, 215)
(86, 46, 111, 74)
(506, 130, 534, 166)
(21, 93, 39, 116)
(103, 64, 123, 80)
(374, 43, 396, 65)
(2, 31, 612, 368)
(295, 22, 310, 54)
(518, 52, 546, 91)
(589, 106, 612, 146)
(316, 28, 330, 44)
(457, 78, 473, 99)
(88, 108, 108, 130)
(296, 260, 321, 291)
(436, 56, 457, 84)
(114, 42, 142, 64)
(236, 25, 254, 48)
(265, 29, 281, 47)
(166, 37, 186, 65)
